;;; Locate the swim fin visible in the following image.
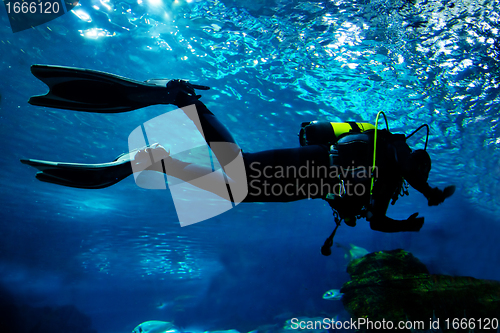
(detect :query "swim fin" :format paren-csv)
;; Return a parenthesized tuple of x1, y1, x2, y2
(20, 152, 134, 189)
(29, 65, 210, 113)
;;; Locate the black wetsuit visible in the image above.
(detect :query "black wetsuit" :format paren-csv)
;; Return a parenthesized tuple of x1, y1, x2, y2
(175, 97, 334, 202)
(174, 97, 434, 232)
(329, 130, 432, 232)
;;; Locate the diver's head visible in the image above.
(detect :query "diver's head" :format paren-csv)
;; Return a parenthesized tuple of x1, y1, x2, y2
(408, 149, 431, 181)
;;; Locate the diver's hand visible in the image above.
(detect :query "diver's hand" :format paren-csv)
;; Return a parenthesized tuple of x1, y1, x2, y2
(427, 185, 455, 206)
(406, 212, 424, 231)
(443, 185, 456, 197)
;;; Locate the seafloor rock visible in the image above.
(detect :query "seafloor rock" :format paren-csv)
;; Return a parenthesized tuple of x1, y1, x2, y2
(341, 249, 500, 332)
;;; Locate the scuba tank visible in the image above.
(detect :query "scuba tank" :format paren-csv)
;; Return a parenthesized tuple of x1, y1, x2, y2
(299, 120, 377, 256)
(298, 121, 375, 146)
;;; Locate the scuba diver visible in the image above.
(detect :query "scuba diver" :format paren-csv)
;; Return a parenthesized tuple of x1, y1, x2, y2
(22, 65, 455, 255)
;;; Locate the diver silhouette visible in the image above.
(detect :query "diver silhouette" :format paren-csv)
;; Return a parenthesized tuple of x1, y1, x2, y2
(22, 65, 455, 252)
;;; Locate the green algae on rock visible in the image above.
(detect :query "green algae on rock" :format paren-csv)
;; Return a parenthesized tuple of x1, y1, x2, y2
(340, 249, 500, 332)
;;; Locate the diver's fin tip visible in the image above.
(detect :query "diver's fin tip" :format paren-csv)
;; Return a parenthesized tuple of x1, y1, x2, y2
(20, 159, 40, 166)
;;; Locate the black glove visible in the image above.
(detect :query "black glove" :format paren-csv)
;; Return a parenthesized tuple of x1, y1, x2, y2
(427, 185, 455, 206)
(406, 212, 424, 231)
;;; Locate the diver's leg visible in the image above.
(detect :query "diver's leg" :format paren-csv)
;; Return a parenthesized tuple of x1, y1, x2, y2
(134, 145, 238, 200)
(136, 144, 331, 203)
(139, 93, 332, 202)
(242, 145, 332, 202)
(132, 92, 244, 200)
(369, 217, 424, 232)
(174, 97, 241, 168)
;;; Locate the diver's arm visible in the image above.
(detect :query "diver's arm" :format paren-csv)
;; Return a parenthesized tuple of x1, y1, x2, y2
(396, 142, 455, 206)
(366, 183, 424, 232)
(406, 177, 455, 206)
(367, 210, 424, 232)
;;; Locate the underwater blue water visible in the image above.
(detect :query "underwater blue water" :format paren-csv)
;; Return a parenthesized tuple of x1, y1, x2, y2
(0, 0, 499, 332)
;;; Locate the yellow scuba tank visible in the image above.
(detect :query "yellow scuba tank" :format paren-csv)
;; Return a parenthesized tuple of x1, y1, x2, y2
(299, 121, 375, 146)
